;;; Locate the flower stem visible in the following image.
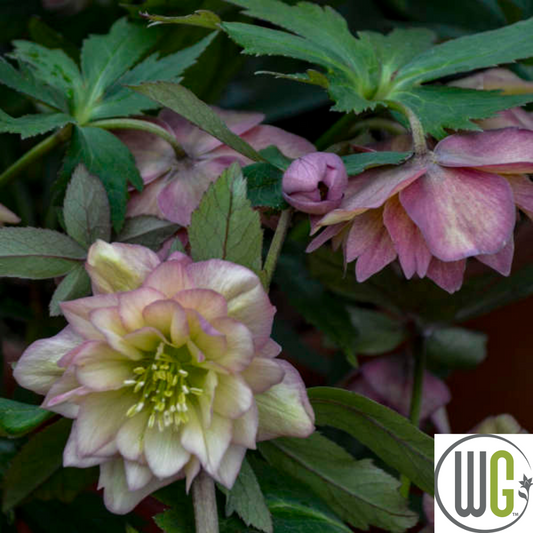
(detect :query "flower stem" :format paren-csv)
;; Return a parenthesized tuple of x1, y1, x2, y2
(387, 102, 427, 156)
(315, 112, 355, 150)
(262, 208, 292, 290)
(88, 118, 187, 159)
(192, 470, 219, 533)
(0, 125, 72, 189)
(400, 334, 426, 498)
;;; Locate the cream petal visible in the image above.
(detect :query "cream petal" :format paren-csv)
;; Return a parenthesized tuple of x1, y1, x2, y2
(44, 366, 87, 416)
(187, 310, 226, 360)
(184, 457, 201, 492)
(142, 299, 188, 344)
(124, 460, 154, 491)
(232, 404, 258, 449)
(208, 317, 254, 371)
(118, 287, 166, 332)
(116, 410, 149, 462)
(64, 425, 103, 468)
(203, 413, 233, 474)
(197, 370, 218, 429)
(145, 425, 191, 478)
(212, 444, 247, 489)
(143, 261, 193, 296)
(13, 327, 82, 395)
(213, 374, 253, 419)
(0, 203, 20, 225)
(181, 404, 208, 465)
(173, 289, 228, 321)
(257, 339, 282, 359)
(123, 326, 168, 351)
(255, 360, 315, 441)
(241, 358, 285, 394)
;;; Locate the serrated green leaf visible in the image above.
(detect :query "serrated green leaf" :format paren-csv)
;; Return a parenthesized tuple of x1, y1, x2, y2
(257, 69, 329, 89)
(141, 10, 222, 29)
(0, 227, 86, 279)
(259, 145, 292, 171)
(117, 216, 179, 251)
(62, 126, 143, 231)
(189, 164, 263, 273)
(0, 58, 67, 111)
(259, 433, 417, 532)
(341, 151, 411, 175)
(81, 18, 159, 107)
(2, 419, 72, 511)
(349, 307, 406, 355)
(49, 264, 91, 317)
(243, 163, 288, 210)
(395, 16, 533, 86)
(63, 165, 111, 248)
(0, 399, 53, 438)
(308, 387, 434, 495)
(91, 32, 217, 120)
(426, 327, 487, 369)
(0, 110, 74, 139)
(221, 459, 273, 533)
(388, 86, 533, 138)
(10, 40, 82, 98)
(132, 81, 263, 162)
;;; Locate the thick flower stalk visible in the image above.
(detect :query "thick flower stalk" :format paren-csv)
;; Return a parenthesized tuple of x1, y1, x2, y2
(0, 204, 20, 226)
(302, 130, 533, 292)
(13, 241, 315, 514)
(119, 107, 315, 226)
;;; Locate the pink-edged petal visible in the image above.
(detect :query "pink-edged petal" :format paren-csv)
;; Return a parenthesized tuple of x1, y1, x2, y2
(212, 444, 247, 489)
(506, 174, 533, 219)
(123, 326, 168, 351)
(208, 317, 254, 372)
(13, 327, 82, 395)
(187, 310, 226, 361)
(61, 294, 119, 340)
(255, 360, 315, 441)
(383, 197, 432, 279)
(124, 460, 153, 491)
(477, 236, 514, 276)
(240, 124, 315, 159)
(115, 119, 176, 184)
(435, 129, 533, 174)
(306, 223, 346, 253)
(43, 366, 86, 417)
(145, 425, 191, 478)
(426, 258, 466, 294)
(74, 341, 133, 391)
(173, 289, 228, 321)
(232, 404, 258, 449)
(257, 339, 282, 359)
(203, 413, 233, 474)
(400, 165, 515, 261)
(143, 261, 193, 296)
(241, 358, 285, 393)
(344, 209, 397, 282)
(317, 158, 427, 226)
(63, 426, 103, 468)
(0, 203, 20, 225)
(142, 300, 188, 344)
(118, 287, 166, 332)
(86, 240, 161, 294)
(116, 410, 150, 462)
(127, 177, 168, 219)
(480, 108, 533, 131)
(213, 374, 253, 419)
(99, 458, 179, 515)
(76, 390, 133, 456)
(187, 260, 275, 347)
(90, 307, 143, 360)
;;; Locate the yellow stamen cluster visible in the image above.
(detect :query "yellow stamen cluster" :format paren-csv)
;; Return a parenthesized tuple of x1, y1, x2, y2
(124, 343, 203, 431)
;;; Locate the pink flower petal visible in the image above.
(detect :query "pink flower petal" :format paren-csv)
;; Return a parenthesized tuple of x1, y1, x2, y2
(383, 197, 432, 279)
(344, 209, 397, 282)
(142, 300, 188, 344)
(435, 129, 533, 174)
(400, 165, 515, 261)
(477, 236, 514, 276)
(143, 261, 193, 296)
(426, 258, 466, 293)
(187, 309, 227, 361)
(118, 287, 166, 332)
(306, 223, 347, 252)
(43, 366, 87, 417)
(144, 425, 191, 478)
(479, 108, 533, 131)
(241, 357, 285, 393)
(173, 289, 228, 321)
(506, 174, 533, 219)
(127, 177, 168, 219)
(13, 326, 82, 395)
(450, 68, 533, 94)
(256, 339, 282, 359)
(208, 317, 254, 372)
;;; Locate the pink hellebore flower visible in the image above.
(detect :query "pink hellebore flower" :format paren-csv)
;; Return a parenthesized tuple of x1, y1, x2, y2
(309, 128, 533, 293)
(13, 241, 314, 514)
(0, 204, 20, 226)
(282, 152, 348, 215)
(120, 108, 315, 226)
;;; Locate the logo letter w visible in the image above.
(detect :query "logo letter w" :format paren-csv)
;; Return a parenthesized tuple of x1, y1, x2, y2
(455, 451, 487, 517)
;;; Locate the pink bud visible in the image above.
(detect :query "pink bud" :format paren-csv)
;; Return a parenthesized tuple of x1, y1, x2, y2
(282, 152, 348, 214)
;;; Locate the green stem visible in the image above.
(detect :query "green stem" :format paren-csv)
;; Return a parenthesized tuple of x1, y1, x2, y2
(88, 118, 187, 159)
(400, 334, 426, 498)
(386, 102, 427, 156)
(192, 470, 219, 533)
(315, 113, 355, 150)
(350, 118, 407, 136)
(0, 125, 72, 188)
(262, 209, 292, 290)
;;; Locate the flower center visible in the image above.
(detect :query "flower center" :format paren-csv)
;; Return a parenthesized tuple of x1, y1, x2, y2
(124, 343, 203, 431)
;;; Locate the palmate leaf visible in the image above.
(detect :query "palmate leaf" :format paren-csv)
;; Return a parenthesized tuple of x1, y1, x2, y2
(0, 110, 74, 139)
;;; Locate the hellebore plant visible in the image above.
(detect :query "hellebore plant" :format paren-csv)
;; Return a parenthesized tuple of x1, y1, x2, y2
(286, 128, 533, 292)
(13, 241, 314, 514)
(119, 107, 315, 226)
(0, 204, 19, 226)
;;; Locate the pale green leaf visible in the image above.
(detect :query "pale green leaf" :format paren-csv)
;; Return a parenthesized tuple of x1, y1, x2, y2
(63, 164, 111, 248)
(259, 433, 417, 532)
(117, 216, 179, 251)
(189, 164, 263, 274)
(0, 399, 53, 438)
(49, 264, 91, 317)
(308, 387, 434, 495)
(0, 227, 86, 279)
(0, 110, 74, 139)
(141, 10, 222, 29)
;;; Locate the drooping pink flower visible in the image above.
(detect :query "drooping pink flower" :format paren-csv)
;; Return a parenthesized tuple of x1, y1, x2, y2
(282, 152, 348, 215)
(309, 128, 533, 292)
(0, 204, 20, 226)
(119, 108, 315, 226)
(348, 354, 451, 432)
(13, 241, 314, 514)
